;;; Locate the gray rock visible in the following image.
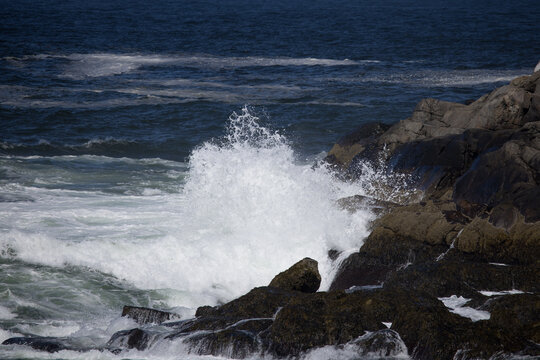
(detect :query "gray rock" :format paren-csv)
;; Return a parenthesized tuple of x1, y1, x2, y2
(121, 305, 178, 325)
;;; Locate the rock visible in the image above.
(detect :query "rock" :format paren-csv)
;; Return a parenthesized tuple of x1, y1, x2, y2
(334, 72, 540, 179)
(453, 122, 540, 222)
(455, 217, 540, 264)
(121, 305, 177, 325)
(351, 329, 408, 357)
(182, 328, 262, 359)
(269, 290, 395, 356)
(107, 328, 152, 351)
(268, 258, 321, 293)
(194, 286, 295, 323)
(336, 194, 399, 215)
(383, 128, 514, 197)
(325, 122, 390, 167)
(487, 293, 540, 344)
(2, 337, 72, 353)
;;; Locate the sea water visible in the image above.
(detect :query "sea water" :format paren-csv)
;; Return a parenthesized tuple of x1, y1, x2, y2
(1, 0, 539, 358)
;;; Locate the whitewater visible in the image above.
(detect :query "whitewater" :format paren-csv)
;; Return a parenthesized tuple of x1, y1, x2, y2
(0, 107, 384, 359)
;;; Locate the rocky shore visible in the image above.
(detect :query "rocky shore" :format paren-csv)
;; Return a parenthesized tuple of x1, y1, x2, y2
(3, 71, 539, 359)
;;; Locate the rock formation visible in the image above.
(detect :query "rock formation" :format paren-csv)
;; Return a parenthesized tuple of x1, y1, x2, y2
(3, 70, 539, 360)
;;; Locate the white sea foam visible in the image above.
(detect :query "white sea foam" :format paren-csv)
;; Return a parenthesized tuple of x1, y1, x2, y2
(439, 295, 490, 322)
(0, 305, 16, 320)
(0, 107, 374, 309)
(300, 331, 409, 359)
(4, 53, 359, 79)
(0, 329, 22, 344)
(479, 289, 525, 297)
(369, 69, 527, 87)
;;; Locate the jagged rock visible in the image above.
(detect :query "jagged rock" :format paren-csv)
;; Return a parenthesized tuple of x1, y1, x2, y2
(383, 128, 515, 197)
(325, 122, 390, 167)
(453, 122, 540, 222)
(369, 71, 540, 157)
(121, 305, 177, 325)
(456, 217, 540, 264)
(268, 258, 321, 293)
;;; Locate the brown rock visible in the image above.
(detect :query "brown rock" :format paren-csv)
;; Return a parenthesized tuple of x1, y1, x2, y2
(269, 258, 321, 293)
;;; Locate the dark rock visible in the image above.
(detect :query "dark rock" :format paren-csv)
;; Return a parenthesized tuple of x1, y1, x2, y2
(2, 337, 71, 353)
(121, 305, 177, 325)
(195, 305, 214, 317)
(385, 128, 514, 197)
(180, 318, 274, 359)
(487, 293, 540, 344)
(352, 329, 408, 356)
(183, 329, 261, 359)
(455, 217, 540, 264)
(336, 194, 399, 215)
(453, 122, 540, 222)
(327, 249, 340, 261)
(269, 290, 395, 356)
(385, 256, 539, 300)
(268, 258, 321, 293)
(325, 122, 390, 167)
(194, 286, 295, 323)
(107, 328, 152, 351)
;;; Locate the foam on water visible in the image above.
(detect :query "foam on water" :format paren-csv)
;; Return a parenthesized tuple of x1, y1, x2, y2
(479, 289, 525, 297)
(3, 53, 359, 79)
(0, 107, 373, 310)
(439, 295, 491, 322)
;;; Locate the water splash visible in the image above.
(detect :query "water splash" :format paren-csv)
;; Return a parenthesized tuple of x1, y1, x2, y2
(0, 107, 373, 310)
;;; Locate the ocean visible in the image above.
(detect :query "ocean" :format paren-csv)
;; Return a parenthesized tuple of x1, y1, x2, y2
(1, 0, 539, 358)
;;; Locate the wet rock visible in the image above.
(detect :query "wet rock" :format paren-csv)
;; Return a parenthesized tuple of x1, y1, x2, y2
(122, 305, 177, 325)
(487, 293, 540, 344)
(268, 290, 395, 356)
(195, 286, 295, 323)
(352, 329, 408, 357)
(371, 71, 540, 157)
(384, 128, 514, 197)
(325, 122, 390, 167)
(2, 336, 72, 353)
(183, 329, 261, 359)
(107, 328, 152, 351)
(385, 256, 539, 300)
(336, 194, 399, 215)
(453, 122, 540, 222)
(455, 217, 540, 264)
(269, 258, 321, 293)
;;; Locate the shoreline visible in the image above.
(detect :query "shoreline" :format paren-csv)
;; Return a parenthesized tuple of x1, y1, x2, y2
(2, 70, 540, 360)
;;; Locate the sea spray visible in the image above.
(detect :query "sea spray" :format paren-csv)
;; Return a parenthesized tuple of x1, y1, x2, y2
(0, 107, 374, 311)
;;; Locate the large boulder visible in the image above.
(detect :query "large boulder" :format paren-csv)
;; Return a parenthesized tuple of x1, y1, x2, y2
(268, 257, 321, 293)
(370, 70, 540, 158)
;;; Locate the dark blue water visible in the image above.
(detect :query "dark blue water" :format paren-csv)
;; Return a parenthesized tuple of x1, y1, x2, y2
(1, 0, 540, 160)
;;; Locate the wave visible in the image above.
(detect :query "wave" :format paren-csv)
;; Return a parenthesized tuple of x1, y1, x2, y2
(3, 53, 361, 79)
(0, 138, 189, 162)
(357, 69, 528, 87)
(0, 83, 367, 109)
(0, 107, 376, 308)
